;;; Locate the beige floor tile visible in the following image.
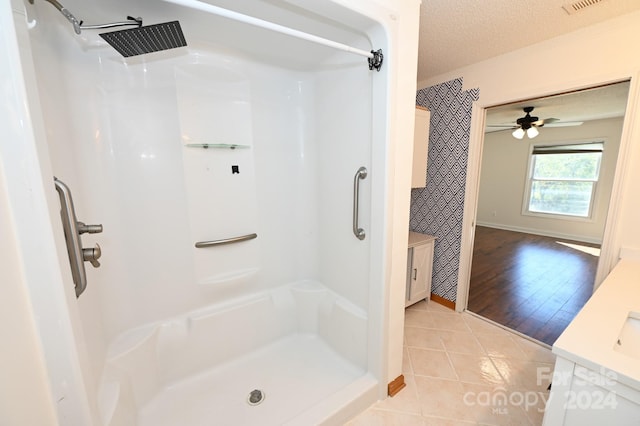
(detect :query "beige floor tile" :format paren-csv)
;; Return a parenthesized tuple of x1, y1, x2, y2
(354, 310, 556, 424)
(437, 330, 484, 355)
(405, 309, 435, 328)
(422, 417, 476, 425)
(463, 313, 509, 335)
(407, 300, 429, 311)
(403, 346, 414, 376)
(515, 337, 556, 364)
(424, 300, 454, 313)
(490, 358, 555, 391)
(346, 407, 426, 426)
(375, 374, 421, 414)
(408, 347, 458, 380)
(474, 403, 533, 425)
(448, 352, 504, 386)
(520, 387, 550, 426)
(414, 376, 477, 422)
(475, 332, 528, 359)
(429, 312, 471, 331)
(460, 382, 536, 426)
(405, 327, 445, 350)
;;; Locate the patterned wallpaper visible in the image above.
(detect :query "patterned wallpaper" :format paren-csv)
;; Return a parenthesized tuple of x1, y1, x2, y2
(411, 78, 479, 302)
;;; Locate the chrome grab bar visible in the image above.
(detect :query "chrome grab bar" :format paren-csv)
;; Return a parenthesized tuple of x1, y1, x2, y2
(195, 233, 257, 248)
(54, 177, 102, 298)
(54, 178, 86, 297)
(353, 167, 367, 240)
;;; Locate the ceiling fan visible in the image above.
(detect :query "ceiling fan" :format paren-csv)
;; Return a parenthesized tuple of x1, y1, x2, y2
(486, 106, 584, 139)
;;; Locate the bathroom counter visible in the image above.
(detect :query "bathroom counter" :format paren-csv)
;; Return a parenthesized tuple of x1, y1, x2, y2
(408, 231, 436, 248)
(553, 258, 640, 389)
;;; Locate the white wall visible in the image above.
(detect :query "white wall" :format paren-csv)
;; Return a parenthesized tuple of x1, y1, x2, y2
(419, 9, 640, 308)
(0, 165, 57, 426)
(478, 117, 623, 243)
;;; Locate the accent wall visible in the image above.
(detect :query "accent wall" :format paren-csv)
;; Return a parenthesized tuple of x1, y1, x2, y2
(410, 78, 479, 302)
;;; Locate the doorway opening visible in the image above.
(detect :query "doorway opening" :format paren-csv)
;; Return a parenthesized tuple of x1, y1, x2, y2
(466, 81, 630, 346)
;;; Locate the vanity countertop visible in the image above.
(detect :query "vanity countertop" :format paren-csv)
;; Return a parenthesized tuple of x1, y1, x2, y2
(408, 231, 436, 248)
(553, 258, 640, 389)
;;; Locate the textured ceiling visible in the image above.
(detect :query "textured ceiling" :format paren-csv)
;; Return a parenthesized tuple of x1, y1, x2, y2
(485, 80, 630, 131)
(418, 0, 640, 82)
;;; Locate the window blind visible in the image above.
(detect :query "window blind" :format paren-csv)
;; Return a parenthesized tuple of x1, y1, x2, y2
(532, 142, 603, 155)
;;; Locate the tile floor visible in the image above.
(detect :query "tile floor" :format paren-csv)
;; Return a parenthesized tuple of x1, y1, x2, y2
(347, 300, 557, 425)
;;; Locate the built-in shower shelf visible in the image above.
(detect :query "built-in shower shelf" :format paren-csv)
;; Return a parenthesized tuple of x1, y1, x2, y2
(185, 143, 250, 150)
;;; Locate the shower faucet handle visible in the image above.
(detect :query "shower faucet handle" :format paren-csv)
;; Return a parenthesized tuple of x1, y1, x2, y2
(78, 221, 103, 234)
(82, 243, 102, 268)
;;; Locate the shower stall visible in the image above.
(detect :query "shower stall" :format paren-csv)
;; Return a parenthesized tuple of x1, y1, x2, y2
(2, 0, 420, 424)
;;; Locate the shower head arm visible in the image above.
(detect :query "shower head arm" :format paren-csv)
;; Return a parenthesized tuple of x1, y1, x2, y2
(38, 0, 142, 35)
(79, 17, 143, 32)
(60, 7, 82, 34)
(39, 0, 80, 34)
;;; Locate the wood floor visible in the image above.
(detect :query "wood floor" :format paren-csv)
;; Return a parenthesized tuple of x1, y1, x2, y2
(468, 226, 600, 346)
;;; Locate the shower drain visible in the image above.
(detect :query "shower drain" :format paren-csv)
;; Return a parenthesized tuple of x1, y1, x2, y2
(247, 389, 265, 406)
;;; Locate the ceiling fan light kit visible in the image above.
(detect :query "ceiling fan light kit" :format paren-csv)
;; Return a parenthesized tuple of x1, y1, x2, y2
(512, 127, 526, 139)
(512, 106, 541, 139)
(487, 105, 585, 138)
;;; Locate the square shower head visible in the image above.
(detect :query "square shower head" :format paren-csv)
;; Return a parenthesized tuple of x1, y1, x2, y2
(99, 21, 187, 57)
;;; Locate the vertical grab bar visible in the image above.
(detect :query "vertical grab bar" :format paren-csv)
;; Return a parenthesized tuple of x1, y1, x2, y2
(54, 177, 102, 297)
(353, 166, 367, 240)
(54, 178, 87, 297)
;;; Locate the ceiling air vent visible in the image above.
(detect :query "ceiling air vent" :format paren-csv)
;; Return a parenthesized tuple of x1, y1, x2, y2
(563, 0, 608, 15)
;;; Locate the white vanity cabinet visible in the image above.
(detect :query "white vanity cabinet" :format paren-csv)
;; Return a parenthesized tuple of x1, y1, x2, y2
(543, 358, 640, 425)
(543, 258, 640, 425)
(406, 232, 436, 307)
(411, 106, 430, 188)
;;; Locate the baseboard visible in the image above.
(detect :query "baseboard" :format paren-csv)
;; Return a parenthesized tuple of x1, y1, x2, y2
(430, 293, 455, 310)
(387, 375, 406, 397)
(476, 221, 602, 245)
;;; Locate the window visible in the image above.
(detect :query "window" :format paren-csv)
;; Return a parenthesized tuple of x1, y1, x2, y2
(525, 142, 603, 218)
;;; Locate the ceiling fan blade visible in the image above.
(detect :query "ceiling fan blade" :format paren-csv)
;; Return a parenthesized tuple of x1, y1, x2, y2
(486, 124, 517, 128)
(542, 121, 584, 127)
(532, 117, 559, 127)
(485, 127, 516, 133)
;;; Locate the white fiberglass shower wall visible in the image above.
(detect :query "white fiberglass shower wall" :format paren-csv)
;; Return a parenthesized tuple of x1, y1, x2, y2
(3, 0, 420, 424)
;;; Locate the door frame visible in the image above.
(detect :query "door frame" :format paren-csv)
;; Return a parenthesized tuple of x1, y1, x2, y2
(455, 74, 640, 312)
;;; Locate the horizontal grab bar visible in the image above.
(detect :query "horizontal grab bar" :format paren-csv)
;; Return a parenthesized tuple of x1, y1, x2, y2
(195, 233, 257, 248)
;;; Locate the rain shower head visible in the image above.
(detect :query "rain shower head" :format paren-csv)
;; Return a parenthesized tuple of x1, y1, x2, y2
(99, 21, 187, 57)
(37, 0, 187, 57)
